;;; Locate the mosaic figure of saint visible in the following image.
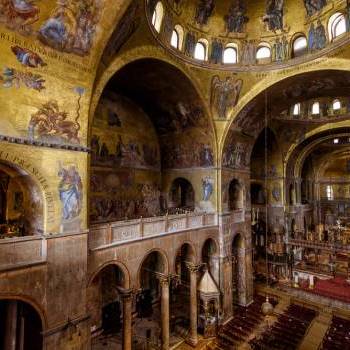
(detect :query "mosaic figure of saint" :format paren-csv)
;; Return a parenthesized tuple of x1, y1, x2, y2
(195, 0, 214, 25)
(58, 163, 83, 221)
(263, 0, 284, 32)
(225, 2, 249, 33)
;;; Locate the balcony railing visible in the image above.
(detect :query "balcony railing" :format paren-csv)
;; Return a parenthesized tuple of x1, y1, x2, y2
(288, 239, 350, 253)
(0, 235, 47, 271)
(89, 212, 218, 250)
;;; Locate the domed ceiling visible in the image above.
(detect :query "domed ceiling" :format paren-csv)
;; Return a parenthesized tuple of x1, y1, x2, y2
(148, 0, 348, 70)
(168, 0, 308, 36)
(171, 0, 333, 35)
(168, 0, 327, 36)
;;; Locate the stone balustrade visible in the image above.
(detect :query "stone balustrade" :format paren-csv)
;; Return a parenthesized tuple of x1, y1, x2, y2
(89, 212, 218, 250)
(0, 235, 47, 272)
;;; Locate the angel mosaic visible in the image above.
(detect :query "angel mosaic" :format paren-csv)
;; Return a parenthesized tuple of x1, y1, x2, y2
(11, 46, 47, 68)
(0, 67, 45, 91)
(211, 76, 243, 119)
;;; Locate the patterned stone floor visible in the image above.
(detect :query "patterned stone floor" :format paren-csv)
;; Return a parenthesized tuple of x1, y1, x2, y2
(91, 316, 185, 349)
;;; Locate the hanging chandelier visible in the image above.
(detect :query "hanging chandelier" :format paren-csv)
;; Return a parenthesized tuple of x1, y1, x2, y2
(261, 89, 274, 317)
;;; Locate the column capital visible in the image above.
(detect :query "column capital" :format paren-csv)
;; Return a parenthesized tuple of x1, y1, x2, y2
(156, 273, 170, 287)
(185, 262, 202, 273)
(118, 287, 135, 301)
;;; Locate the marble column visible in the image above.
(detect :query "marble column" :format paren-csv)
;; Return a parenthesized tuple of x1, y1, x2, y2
(186, 263, 201, 347)
(296, 178, 302, 204)
(159, 276, 170, 350)
(4, 301, 18, 350)
(237, 247, 247, 305)
(120, 289, 133, 350)
(18, 316, 25, 350)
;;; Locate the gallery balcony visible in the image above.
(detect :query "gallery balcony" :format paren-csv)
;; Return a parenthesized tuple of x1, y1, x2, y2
(89, 212, 218, 251)
(0, 235, 47, 272)
(288, 239, 350, 254)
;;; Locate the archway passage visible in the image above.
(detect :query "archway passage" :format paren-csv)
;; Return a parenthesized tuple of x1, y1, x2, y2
(169, 178, 195, 212)
(89, 265, 126, 334)
(171, 243, 195, 339)
(89, 264, 127, 349)
(0, 299, 43, 350)
(89, 58, 214, 224)
(135, 250, 168, 348)
(0, 162, 43, 238)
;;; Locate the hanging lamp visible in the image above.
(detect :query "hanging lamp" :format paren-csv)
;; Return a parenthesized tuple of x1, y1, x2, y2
(261, 90, 274, 316)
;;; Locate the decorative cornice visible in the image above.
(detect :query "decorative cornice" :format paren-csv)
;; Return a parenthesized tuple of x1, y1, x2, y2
(0, 135, 90, 153)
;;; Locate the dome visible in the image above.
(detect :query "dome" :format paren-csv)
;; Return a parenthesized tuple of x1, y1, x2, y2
(147, 0, 348, 69)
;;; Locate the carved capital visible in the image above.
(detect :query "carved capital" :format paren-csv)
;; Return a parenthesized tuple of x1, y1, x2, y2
(185, 262, 202, 273)
(156, 273, 170, 287)
(118, 287, 134, 301)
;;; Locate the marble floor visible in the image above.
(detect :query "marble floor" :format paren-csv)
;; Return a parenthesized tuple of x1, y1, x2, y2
(92, 290, 191, 349)
(91, 315, 187, 350)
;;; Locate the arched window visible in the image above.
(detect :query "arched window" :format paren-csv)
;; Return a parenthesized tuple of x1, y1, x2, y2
(223, 44, 238, 64)
(170, 29, 179, 48)
(333, 99, 341, 111)
(256, 44, 271, 61)
(171, 24, 184, 50)
(194, 40, 208, 61)
(328, 12, 347, 41)
(292, 36, 307, 57)
(151, 2, 164, 33)
(312, 102, 320, 115)
(293, 103, 301, 116)
(326, 185, 334, 200)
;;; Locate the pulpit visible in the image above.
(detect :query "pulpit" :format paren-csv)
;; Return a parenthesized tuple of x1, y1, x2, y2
(197, 269, 220, 338)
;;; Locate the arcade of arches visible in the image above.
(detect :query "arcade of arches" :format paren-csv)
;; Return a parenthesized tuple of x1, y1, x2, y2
(1, 0, 350, 349)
